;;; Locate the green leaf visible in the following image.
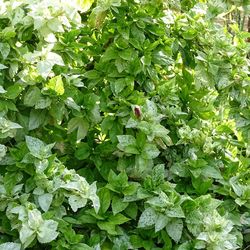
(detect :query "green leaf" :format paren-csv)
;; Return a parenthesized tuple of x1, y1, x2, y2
(99, 187, 111, 214)
(75, 142, 91, 160)
(23, 86, 41, 107)
(112, 195, 129, 215)
(97, 213, 130, 235)
(201, 165, 222, 179)
(83, 70, 101, 79)
(110, 78, 126, 95)
(107, 170, 128, 191)
(124, 202, 138, 219)
(119, 48, 135, 61)
(97, 221, 117, 235)
(117, 135, 139, 154)
(109, 213, 130, 225)
(45, 75, 64, 95)
(4, 84, 23, 99)
(68, 117, 89, 141)
(101, 46, 118, 62)
(28, 109, 46, 130)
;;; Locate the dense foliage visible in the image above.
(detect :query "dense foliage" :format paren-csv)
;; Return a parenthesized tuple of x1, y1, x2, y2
(0, 0, 249, 249)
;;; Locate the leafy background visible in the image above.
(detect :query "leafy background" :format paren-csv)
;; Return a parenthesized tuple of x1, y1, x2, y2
(0, 0, 249, 249)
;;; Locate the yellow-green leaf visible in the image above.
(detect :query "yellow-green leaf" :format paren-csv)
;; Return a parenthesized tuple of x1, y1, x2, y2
(45, 75, 64, 95)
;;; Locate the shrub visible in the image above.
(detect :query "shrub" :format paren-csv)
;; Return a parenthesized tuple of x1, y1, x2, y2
(0, 0, 249, 249)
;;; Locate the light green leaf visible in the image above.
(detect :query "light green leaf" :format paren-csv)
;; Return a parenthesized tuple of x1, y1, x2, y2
(28, 209, 43, 230)
(68, 194, 87, 212)
(0, 43, 10, 59)
(0, 86, 6, 94)
(47, 18, 64, 32)
(34, 159, 49, 173)
(141, 143, 160, 159)
(0, 64, 7, 70)
(138, 207, 157, 228)
(24, 86, 41, 107)
(37, 220, 59, 243)
(35, 97, 51, 109)
(25, 136, 54, 159)
(202, 165, 222, 179)
(166, 219, 183, 242)
(38, 193, 53, 212)
(25, 136, 45, 158)
(0, 144, 7, 160)
(65, 97, 81, 111)
(19, 223, 36, 248)
(46, 52, 64, 66)
(155, 213, 169, 232)
(0, 243, 21, 250)
(29, 109, 46, 130)
(37, 61, 53, 79)
(89, 182, 100, 213)
(166, 206, 185, 218)
(144, 100, 157, 117)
